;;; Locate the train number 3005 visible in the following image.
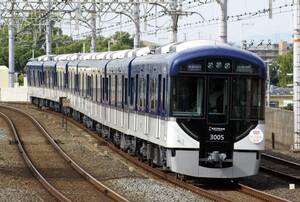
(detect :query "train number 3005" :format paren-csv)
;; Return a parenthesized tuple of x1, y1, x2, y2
(209, 134, 225, 141)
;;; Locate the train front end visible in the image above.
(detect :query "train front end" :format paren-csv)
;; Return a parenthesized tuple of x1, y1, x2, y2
(166, 45, 266, 178)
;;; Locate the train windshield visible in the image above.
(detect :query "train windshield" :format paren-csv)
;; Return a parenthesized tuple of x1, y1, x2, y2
(231, 78, 264, 119)
(172, 77, 204, 116)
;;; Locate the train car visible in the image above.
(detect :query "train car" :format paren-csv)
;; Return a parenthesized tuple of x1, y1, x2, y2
(27, 40, 266, 179)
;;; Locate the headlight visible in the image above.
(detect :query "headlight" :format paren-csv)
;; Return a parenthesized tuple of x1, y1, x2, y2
(248, 128, 264, 144)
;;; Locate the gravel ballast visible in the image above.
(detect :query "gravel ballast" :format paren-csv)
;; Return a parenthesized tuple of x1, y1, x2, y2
(0, 115, 56, 202)
(18, 105, 209, 202)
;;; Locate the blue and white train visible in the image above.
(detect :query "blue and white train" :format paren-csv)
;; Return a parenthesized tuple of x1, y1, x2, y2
(26, 40, 266, 179)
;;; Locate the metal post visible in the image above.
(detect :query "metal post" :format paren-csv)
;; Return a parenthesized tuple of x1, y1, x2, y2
(217, 0, 227, 43)
(90, 0, 96, 53)
(272, 133, 275, 150)
(293, 0, 300, 150)
(169, 0, 178, 43)
(133, 0, 140, 49)
(8, 17, 14, 88)
(45, 0, 52, 56)
(267, 62, 270, 107)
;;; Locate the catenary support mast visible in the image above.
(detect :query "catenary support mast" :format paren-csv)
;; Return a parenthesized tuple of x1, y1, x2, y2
(8, 16, 15, 88)
(217, 0, 227, 43)
(293, 0, 300, 150)
(170, 0, 178, 43)
(45, 0, 52, 55)
(133, 0, 140, 49)
(90, 0, 97, 53)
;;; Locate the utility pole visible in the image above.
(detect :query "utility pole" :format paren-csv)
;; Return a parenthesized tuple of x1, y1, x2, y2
(151, 1, 203, 44)
(45, 0, 52, 56)
(90, 0, 96, 53)
(293, 0, 300, 150)
(133, 0, 140, 49)
(169, 0, 178, 43)
(8, 16, 15, 88)
(266, 62, 270, 107)
(217, 0, 227, 43)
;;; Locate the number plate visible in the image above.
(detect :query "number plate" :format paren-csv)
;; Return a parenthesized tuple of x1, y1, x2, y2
(208, 126, 226, 142)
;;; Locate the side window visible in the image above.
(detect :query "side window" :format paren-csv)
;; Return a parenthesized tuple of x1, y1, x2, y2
(162, 77, 166, 112)
(69, 72, 75, 92)
(77, 72, 82, 96)
(124, 78, 128, 105)
(75, 72, 78, 93)
(118, 76, 122, 106)
(77, 73, 79, 94)
(95, 75, 97, 101)
(139, 77, 145, 110)
(114, 75, 118, 106)
(61, 72, 65, 89)
(65, 70, 68, 89)
(109, 75, 112, 104)
(70, 72, 73, 92)
(54, 71, 56, 88)
(120, 76, 124, 107)
(86, 74, 88, 96)
(150, 77, 157, 113)
(33, 70, 35, 86)
(146, 75, 149, 112)
(111, 75, 115, 105)
(98, 76, 103, 102)
(158, 74, 162, 113)
(135, 75, 138, 109)
(37, 71, 40, 87)
(68, 72, 73, 92)
(130, 77, 135, 106)
(81, 73, 84, 95)
(45, 71, 47, 87)
(90, 75, 93, 97)
(105, 77, 108, 102)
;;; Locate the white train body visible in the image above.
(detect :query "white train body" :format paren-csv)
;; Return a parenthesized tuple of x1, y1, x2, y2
(27, 40, 266, 179)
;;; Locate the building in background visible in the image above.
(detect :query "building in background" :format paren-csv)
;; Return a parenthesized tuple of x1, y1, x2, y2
(0, 65, 8, 88)
(269, 85, 293, 108)
(246, 41, 292, 63)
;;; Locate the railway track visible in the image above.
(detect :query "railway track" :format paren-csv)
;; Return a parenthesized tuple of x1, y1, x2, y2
(0, 105, 128, 202)
(26, 105, 289, 202)
(261, 153, 300, 184)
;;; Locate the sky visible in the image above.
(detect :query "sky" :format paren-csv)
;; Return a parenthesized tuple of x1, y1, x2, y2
(61, 0, 294, 46)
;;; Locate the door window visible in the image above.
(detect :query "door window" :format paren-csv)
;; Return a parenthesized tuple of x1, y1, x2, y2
(208, 78, 228, 123)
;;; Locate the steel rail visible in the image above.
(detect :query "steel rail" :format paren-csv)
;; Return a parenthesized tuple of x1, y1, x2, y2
(42, 108, 230, 202)
(0, 105, 129, 202)
(0, 111, 71, 202)
(237, 184, 290, 202)
(262, 153, 300, 168)
(260, 153, 300, 184)
(43, 108, 290, 202)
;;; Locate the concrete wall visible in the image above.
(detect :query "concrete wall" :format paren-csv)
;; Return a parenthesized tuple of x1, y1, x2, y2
(0, 87, 29, 102)
(265, 107, 294, 150)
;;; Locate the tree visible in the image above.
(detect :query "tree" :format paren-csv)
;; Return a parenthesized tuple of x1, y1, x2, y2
(110, 32, 133, 51)
(269, 62, 280, 86)
(277, 51, 293, 87)
(0, 14, 134, 74)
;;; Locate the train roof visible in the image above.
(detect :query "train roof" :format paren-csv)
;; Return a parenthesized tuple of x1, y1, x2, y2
(106, 57, 134, 73)
(67, 60, 80, 68)
(169, 44, 266, 78)
(26, 60, 43, 68)
(131, 54, 169, 66)
(78, 59, 109, 69)
(43, 61, 56, 69)
(26, 40, 266, 78)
